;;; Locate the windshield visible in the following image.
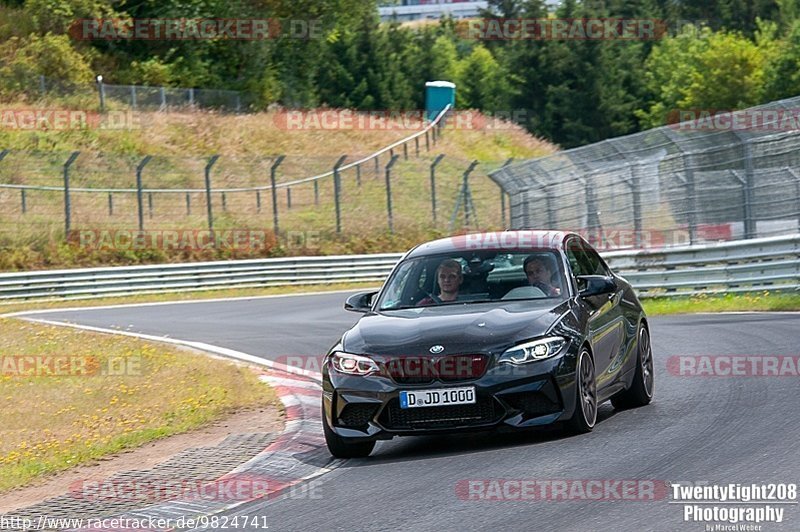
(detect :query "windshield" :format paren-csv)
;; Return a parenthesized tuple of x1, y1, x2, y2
(377, 250, 568, 311)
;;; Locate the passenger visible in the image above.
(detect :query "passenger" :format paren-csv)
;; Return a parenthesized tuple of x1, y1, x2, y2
(417, 259, 463, 305)
(523, 254, 561, 297)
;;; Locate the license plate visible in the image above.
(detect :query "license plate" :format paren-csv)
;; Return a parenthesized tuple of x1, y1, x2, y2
(399, 387, 476, 409)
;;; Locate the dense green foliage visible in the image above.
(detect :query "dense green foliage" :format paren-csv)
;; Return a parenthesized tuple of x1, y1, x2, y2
(3, 0, 800, 146)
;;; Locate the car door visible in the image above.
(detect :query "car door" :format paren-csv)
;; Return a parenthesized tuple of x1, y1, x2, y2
(565, 237, 626, 393)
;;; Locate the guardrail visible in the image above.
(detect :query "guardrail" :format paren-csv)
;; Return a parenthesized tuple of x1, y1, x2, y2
(0, 235, 797, 302)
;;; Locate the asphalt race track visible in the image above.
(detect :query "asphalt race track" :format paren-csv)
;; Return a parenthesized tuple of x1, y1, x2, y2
(20, 294, 800, 531)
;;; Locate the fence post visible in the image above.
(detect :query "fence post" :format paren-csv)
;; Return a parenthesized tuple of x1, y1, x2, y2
(403, 142, 408, 160)
(159, 87, 167, 110)
(333, 155, 347, 234)
(730, 170, 754, 239)
(415, 136, 420, 157)
(186, 193, 191, 215)
(786, 168, 800, 230)
(131, 86, 137, 109)
(385, 155, 400, 234)
(270, 155, 285, 237)
(256, 190, 261, 213)
(374, 154, 380, 179)
(204, 155, 220, 241)
(684, 156, 698, 244)
(286, 188, 292, 209)
(108, 193, 113, 216)
(63, 152, 80, 237)
(39, 75, 46, 96)
(314, 180, 319, 205)
(425, 130, 430, 151)
(584, 179, 601, 240)
(221, 191, 226, 212)
(743, 141, 756, 239)
(135, 155, 152, 231)
(450, 160, 479, 230)
(96, 78, 105, 112)
(356, 163, 361, 186)
(148, 192, 154, 219)
(622, 166, 643, 247)
(500, 158, 514, 228)
(464, 161, 478, 227)
(430, 154, 445, 224)
(188, 88, 195, 106)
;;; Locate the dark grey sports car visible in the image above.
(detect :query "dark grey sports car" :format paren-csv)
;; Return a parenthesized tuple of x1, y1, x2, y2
(322, 231, 654, 458)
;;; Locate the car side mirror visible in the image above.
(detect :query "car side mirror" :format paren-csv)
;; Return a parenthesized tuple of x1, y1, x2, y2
(344, 291, 377, 313)
(576, 275, 616, 297)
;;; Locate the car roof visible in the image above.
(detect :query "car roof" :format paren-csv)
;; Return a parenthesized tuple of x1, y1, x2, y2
(405, 231, 578, 259)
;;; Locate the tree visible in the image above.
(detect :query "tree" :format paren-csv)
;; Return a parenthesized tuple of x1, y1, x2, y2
(636, 26, 767, 127)
(0, 32, 94, 96)
(457, 44, 513, 111)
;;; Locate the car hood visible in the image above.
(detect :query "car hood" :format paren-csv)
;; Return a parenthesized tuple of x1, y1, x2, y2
(342, 301, 569, 356)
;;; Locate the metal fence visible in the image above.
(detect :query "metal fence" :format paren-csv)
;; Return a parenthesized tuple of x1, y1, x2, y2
(33, 75, 249, 112)
(1, 234, 796, 302)
(490, 96, 800, 248)
(0, 105, 516, 249)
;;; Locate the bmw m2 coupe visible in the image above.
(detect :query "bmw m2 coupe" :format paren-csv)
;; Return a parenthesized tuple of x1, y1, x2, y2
(322, 231, 654, 458)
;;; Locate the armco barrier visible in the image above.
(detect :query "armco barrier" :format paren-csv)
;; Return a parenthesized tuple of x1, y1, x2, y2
(0, 235, 797, 302)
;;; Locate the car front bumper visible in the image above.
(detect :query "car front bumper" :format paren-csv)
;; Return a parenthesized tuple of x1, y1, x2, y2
(322, 347, 582, 442)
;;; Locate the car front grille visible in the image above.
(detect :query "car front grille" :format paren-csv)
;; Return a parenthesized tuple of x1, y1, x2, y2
(381, 397, 499, 430)
(382, 354, 489, 385)
(502, 391, 561, 417)
(338, 403, 380, 428)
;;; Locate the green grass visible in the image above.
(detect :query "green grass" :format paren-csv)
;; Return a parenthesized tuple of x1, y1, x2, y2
(0, 317, 279, 492)
(0, 105, 556, 271)
(642, 291, 800, 316)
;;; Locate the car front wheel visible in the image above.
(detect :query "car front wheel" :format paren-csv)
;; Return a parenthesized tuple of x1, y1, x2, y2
(611, 325, 654, 410)
(565, 348, 597, 433)
(322, 405, 376, 458)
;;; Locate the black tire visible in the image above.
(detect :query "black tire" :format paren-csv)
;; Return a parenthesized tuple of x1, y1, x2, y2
(323, 406, 376, 458)
(565, 347, 597, 434)
(611, 324, 654, 410)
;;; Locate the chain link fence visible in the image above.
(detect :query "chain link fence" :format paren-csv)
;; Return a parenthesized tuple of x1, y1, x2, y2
(31, 75, 250, 112)
(0, 133, 514, 256)
(490, 97, 800, 250)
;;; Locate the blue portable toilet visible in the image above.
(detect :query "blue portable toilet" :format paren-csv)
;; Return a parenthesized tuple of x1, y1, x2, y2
(425, 81, 456, 122)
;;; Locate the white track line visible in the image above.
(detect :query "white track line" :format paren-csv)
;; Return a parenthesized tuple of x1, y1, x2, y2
(17, 317, 323, 382)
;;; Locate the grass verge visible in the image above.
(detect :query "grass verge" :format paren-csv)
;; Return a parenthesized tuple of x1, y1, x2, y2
(0, 281, 377, 315)
(0, 317, 279, 492)
(642, 291, 800, 315)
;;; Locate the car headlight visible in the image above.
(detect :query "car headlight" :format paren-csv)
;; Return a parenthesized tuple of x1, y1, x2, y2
(330, 351, 379, 376)
(498, 337, 568, 365)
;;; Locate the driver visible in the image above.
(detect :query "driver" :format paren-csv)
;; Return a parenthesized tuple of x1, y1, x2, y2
(417, 259, 462, 306)
(523, 254, 561, 297)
